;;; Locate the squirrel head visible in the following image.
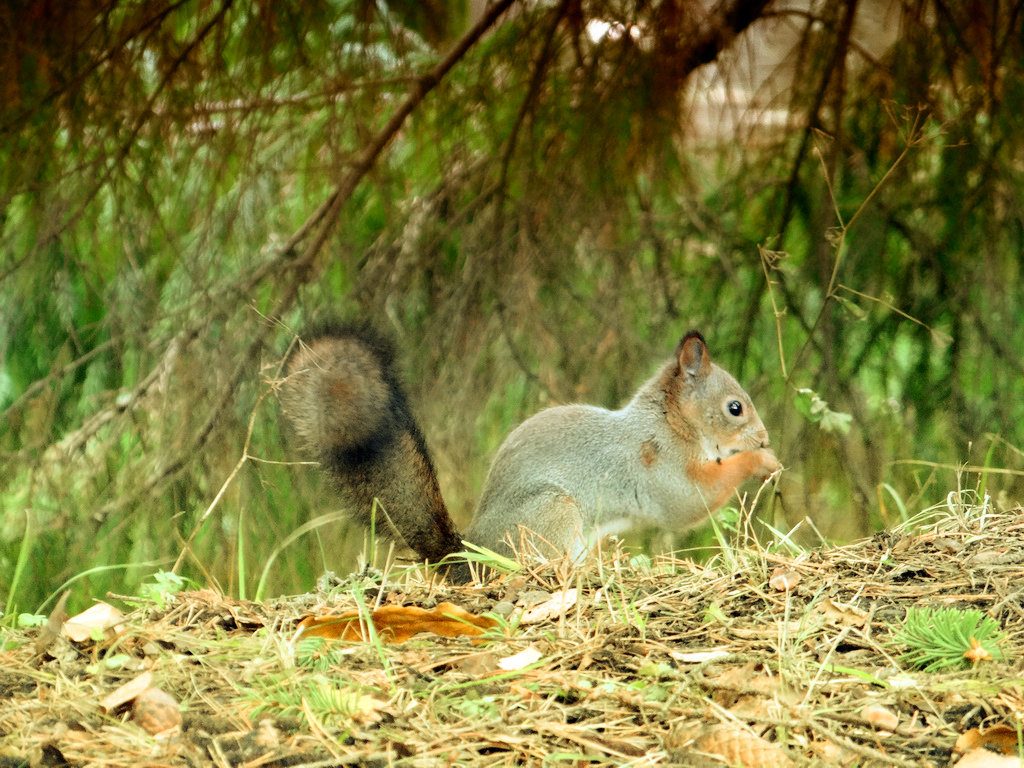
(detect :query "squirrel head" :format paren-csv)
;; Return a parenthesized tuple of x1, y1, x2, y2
(662, 330, 771, 462)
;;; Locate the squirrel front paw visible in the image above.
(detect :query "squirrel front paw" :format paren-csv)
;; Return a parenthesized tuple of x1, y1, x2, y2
(752, 448, 782, 479)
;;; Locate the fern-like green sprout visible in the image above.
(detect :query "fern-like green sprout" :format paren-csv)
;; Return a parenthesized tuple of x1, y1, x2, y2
(245, 672, 379, 730)
(893, 606, 1006, 672)
(295, 636, 351, 672)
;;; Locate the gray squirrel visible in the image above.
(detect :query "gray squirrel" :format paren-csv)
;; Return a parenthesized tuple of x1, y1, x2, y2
(279, 323, 779, 581)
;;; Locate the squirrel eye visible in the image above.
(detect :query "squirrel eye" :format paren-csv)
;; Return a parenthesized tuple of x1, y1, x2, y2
(726, 400, 743, 417)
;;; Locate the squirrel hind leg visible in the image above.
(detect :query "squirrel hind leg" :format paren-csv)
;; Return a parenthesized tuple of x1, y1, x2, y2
(470, 486, 587, 564)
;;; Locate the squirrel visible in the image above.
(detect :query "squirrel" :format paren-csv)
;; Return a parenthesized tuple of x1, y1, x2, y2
(278, 323, 780, 582)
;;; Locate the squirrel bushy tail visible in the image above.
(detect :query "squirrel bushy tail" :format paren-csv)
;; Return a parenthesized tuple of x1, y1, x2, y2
(279, 323, 465, 575)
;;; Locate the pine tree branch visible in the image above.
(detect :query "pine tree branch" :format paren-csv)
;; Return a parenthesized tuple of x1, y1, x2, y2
(273, 0, 521, 281)
(96, 0, 521, 520)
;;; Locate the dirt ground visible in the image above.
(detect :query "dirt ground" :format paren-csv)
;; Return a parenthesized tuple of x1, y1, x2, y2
(2, 500, 1024, 767)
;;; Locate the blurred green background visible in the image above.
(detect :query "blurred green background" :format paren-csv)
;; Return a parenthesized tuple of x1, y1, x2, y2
(2, 0, 1021, 613)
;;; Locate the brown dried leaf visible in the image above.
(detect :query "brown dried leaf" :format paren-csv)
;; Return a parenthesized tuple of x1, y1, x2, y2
(860, 704, 899, 731)
(667, 649, 732, 664)
(517, 589, 578, 624)
(954, 724, 1020, 756)
(817, 597, 869, 628)
(296, 602, 498, 643)
(953, 749, 1022, 768)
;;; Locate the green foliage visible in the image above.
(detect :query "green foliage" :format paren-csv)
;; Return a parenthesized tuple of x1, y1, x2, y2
(793, 389, 853, 435)
(293, 636, 348, 671)
(893, 607, 1007, 673)
(16, 612, 47, 629)
(138, 571, 187, 609)
(458, 542, 522, 578)
(245, 671, 379, 731)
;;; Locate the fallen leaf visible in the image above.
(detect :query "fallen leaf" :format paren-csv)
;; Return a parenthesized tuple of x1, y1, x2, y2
(63, 602, 125, 644)
(498, 645, 543, 671)
(296, 602, 498, 643)
(953, 749, 1022, 768)
(668, 649, 732, 664)
(954, 724, 1020, 756)
(860, 704, 899, 731)
(817, 597, 869, 628)
(517, 589, 578, 624)
(100, 671, 153, 713)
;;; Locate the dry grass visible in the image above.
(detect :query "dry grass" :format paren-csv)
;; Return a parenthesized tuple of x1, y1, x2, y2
(3, 497, 1024, 767)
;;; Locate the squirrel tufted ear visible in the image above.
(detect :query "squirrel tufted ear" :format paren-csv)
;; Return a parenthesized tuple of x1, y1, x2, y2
(676, 330, 711, 378)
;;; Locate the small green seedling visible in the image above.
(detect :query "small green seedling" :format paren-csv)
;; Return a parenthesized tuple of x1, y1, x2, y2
(892, 606, 1006, 672)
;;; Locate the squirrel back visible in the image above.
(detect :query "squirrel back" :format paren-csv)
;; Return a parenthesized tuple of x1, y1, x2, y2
(279, 326, 778, 580)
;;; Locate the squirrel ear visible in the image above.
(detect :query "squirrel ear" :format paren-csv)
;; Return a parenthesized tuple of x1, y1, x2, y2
(677, 330, 711, 378)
